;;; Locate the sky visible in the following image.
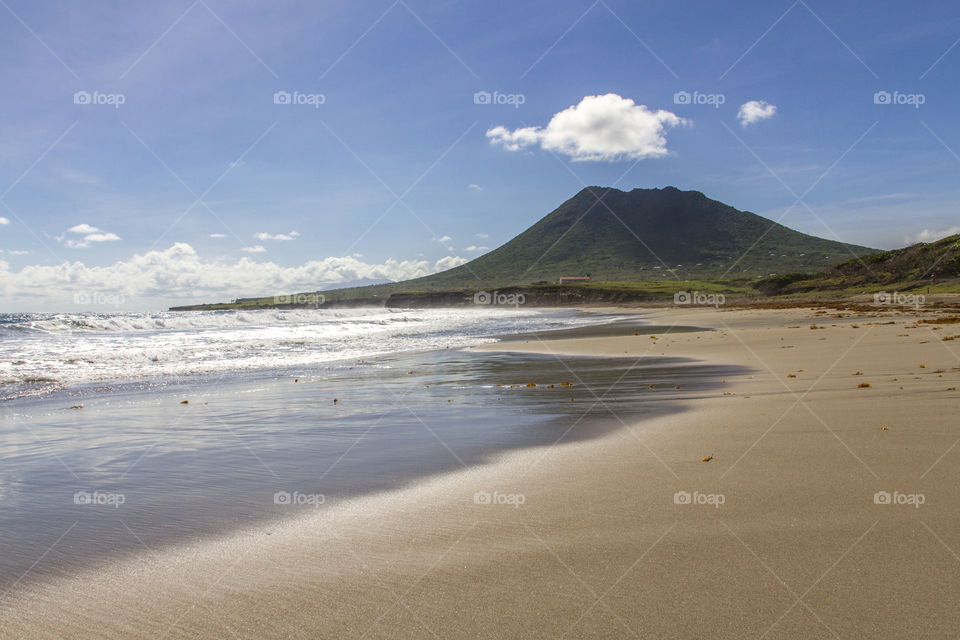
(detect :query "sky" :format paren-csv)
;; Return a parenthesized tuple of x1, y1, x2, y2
(1, 0, 959, 311)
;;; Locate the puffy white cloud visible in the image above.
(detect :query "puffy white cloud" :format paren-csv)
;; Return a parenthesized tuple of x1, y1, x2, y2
(435, 235, 452, 243)
(487, 126, 542, 152)
(242, 245, 267, 253)
(468, 183, 483, 191)
(487, 93, 689, 162)
(737, 100, 777, 127)
(906, 226, 960, 244)
(59, 223, 121, 248)
(0, 217, 9, 225)
(84, 232, 121, 243)
(463, 245, 489, 252)
(68, 223, 101, 234)
(254, 231, 300, 241)
(209, 233, 227, 239)
(474, 233, 489, 239)
(433, 255, 468, 272)
(0, 243, 470, 303)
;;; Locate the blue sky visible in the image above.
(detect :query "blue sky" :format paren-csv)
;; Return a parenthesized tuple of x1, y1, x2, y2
(1, 0, 959, 310)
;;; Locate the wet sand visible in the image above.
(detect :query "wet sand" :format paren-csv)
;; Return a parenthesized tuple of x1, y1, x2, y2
(0, 347, 735, 591)
(3, 306, 960, 638)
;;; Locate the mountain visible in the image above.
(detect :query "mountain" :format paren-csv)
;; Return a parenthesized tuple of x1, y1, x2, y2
(830, 234, 960, 283)
(170, 186, 877, 310)
(396, 186, 876, 288)
(753, 233, 960, 295)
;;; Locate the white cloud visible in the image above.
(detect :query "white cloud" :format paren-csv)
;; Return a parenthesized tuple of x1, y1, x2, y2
(209, 233, 227, 239)
(906, 226, 960, 244)
(433, 255, 468, 272)
(0, 243, 470, 303)
(474, 233, 489, 239)
(737, 100, 777, 127)
(254, 231, 300, 241)
(463, 245, 489, 252)
(435, 235, 452, 243)
(242, 245, 267, 253)
(59, 223, 121, 249)
(487, 93, 689, 162)
(4, 250, 28, 255)
(0, 217, 8, 225)
(84, 233, 120, 243)
(68, 223, 101, 234)
(468, 183, 483, 191)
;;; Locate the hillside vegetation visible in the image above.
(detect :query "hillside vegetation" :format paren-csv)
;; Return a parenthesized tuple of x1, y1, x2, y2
(753, 234, 960, 296)
(171, 186, 879, 310)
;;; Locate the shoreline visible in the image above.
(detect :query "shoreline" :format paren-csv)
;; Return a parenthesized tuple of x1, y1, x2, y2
(4, 306, 960, 638)
(0, 311, 733, 596)
(0, 307, 628, 403)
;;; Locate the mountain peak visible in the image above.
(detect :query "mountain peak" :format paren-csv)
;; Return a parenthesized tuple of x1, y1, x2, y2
(404, 186, 876, 288)
(575, 185, 706, 200)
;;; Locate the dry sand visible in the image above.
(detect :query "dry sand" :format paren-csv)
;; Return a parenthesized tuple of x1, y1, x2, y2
(3, 306, 959, 639)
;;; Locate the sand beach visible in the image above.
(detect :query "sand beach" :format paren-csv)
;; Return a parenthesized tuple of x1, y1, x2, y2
(3, 305, 959, 639)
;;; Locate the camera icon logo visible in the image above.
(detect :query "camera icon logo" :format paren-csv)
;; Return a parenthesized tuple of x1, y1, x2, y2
(274, 491, 292, 505)
(673, 491, 692, 505)
(273, 91, 291, 105)
(474, 291, 491, 305)
(873, 91, 891, 105)
(473, 491, 491, 505)
(673, 91, 691, 105)
(674, 291, 691, 305)
(473, 91, 491, 105)
(73, 91, 91, 105)
(874, 491, 891, 505)
(73, 291, 91, 305)
(73, 491, 92, 505)
(873, 291, 890, 304)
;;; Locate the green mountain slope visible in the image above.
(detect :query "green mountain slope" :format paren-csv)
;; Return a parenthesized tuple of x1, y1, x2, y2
(753, 234, 960, 295)
(171, 186, 878, 310)
(399, 186, 875, 288)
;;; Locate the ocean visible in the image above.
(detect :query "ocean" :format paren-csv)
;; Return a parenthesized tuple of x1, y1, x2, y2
(0, 307, 738, 591)
(0, 307, 616, 400)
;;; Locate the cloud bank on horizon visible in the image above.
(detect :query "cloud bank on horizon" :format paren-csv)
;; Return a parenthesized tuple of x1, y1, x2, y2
(0, 244, 468, 307)
(487, 94, 689, 162)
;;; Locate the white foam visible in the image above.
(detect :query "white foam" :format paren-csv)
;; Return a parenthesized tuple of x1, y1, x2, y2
(0, 307, 616, 389)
